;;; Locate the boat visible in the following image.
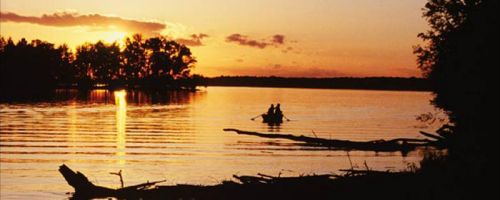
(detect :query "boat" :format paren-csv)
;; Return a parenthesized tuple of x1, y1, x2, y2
(262, 113, 283, 124)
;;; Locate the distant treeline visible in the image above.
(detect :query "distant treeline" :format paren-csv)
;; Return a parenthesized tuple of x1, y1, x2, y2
(0, 35, 429, 101)
(202, 76, 430, 91)
(0, 35, 198, 100)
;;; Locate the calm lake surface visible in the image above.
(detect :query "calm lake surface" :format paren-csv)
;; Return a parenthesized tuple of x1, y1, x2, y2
(0, 87, 443, 199)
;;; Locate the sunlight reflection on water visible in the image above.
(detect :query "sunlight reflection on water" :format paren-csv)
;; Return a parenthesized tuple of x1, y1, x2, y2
(114, 90, 127, 165)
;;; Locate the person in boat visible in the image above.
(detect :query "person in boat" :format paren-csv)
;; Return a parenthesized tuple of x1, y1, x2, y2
(266, 104, 275, 116)
(261, 103, 283, 124)
(274, 103, 283, 118)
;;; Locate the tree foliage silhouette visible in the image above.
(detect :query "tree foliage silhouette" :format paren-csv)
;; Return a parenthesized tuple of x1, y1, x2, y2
(143, 36, 196, 86)
(122, 34, 147, 83)
(0, 34, 198, 100)
(415, 1, 498, 195)
(74, 41, 121, 85)
(415, 0, 499, 152)
(0, 37, 70, 99)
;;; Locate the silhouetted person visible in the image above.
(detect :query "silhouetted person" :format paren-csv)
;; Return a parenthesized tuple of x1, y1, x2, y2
(267, 104, 275, 116)
(275, 103, 282, 116)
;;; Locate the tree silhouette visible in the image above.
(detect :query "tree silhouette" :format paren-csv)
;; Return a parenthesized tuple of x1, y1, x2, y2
(73, 42, 93, 89)
(53, 44, 75, 86)
(0, 37, 67, 99)
(171, 41, 196, 79)
(142, 36, 197, 89)
(122, 34, 147, 84)
(74, 41, 121, 86)
(414, 0, 499, 196)
(414, 0, 499, 152)
(144, 37, 170, 79)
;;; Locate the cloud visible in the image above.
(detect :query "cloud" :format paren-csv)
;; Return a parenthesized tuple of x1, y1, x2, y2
(271, 34, 285, 45)
(0, 11, 166, 36)
(225, 33, 287, 49)
(226, 34, 267, 48)
(176, 33, 209, 46)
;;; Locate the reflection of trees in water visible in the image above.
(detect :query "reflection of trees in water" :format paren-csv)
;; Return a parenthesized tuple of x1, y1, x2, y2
(57, 89, 203, 105)
(127, 90, 200, 105)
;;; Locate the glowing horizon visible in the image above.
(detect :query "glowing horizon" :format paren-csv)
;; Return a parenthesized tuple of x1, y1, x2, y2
(0, 0, 428, 78)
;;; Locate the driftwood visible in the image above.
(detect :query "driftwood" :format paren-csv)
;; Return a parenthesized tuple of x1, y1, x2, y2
(232, 173, 334, 185)
(59, 164, 165, 199)
(59, 164, 427, 200)
(419, 131, 445, 141)
(339, 169, 401, 177)
(59, 164, 343, 199)
(223, 128, 444, 153)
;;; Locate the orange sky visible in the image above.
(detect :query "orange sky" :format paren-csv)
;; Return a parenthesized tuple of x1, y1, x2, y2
(0, 0, 428, 77)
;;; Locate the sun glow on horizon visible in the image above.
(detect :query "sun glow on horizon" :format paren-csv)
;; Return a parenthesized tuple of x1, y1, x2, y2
(104, 31, 127, 47)
(0, 0, 428, 77)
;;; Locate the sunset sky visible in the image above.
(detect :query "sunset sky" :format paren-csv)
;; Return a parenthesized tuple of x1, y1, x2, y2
(0, 0, 428, 77)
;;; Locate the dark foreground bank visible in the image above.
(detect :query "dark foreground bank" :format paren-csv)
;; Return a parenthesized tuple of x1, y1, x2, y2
(60, 164, 415, 200)
(60, 152, 492, 200)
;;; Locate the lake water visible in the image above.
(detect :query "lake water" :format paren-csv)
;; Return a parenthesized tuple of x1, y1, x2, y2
(0, 87, 443, 199)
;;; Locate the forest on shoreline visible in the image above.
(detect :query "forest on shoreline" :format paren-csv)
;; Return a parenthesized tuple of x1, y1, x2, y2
(0, 35, 199, 100)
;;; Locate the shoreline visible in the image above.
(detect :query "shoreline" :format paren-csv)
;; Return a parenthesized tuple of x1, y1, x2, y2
(201, 84, 431, 92)
(201, 76, 430, 92)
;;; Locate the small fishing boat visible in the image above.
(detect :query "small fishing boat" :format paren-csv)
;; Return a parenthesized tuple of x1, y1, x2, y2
(261, 113, 283, 124)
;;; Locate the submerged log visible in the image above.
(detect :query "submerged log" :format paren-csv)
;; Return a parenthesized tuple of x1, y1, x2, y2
(223, 128, 441, 153)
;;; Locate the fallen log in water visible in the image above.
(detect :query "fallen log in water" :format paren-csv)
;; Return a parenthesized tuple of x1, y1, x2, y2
(59, 164, 115, 198)
(59, 164, 165, 199)
(223, 128, 443, 153)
